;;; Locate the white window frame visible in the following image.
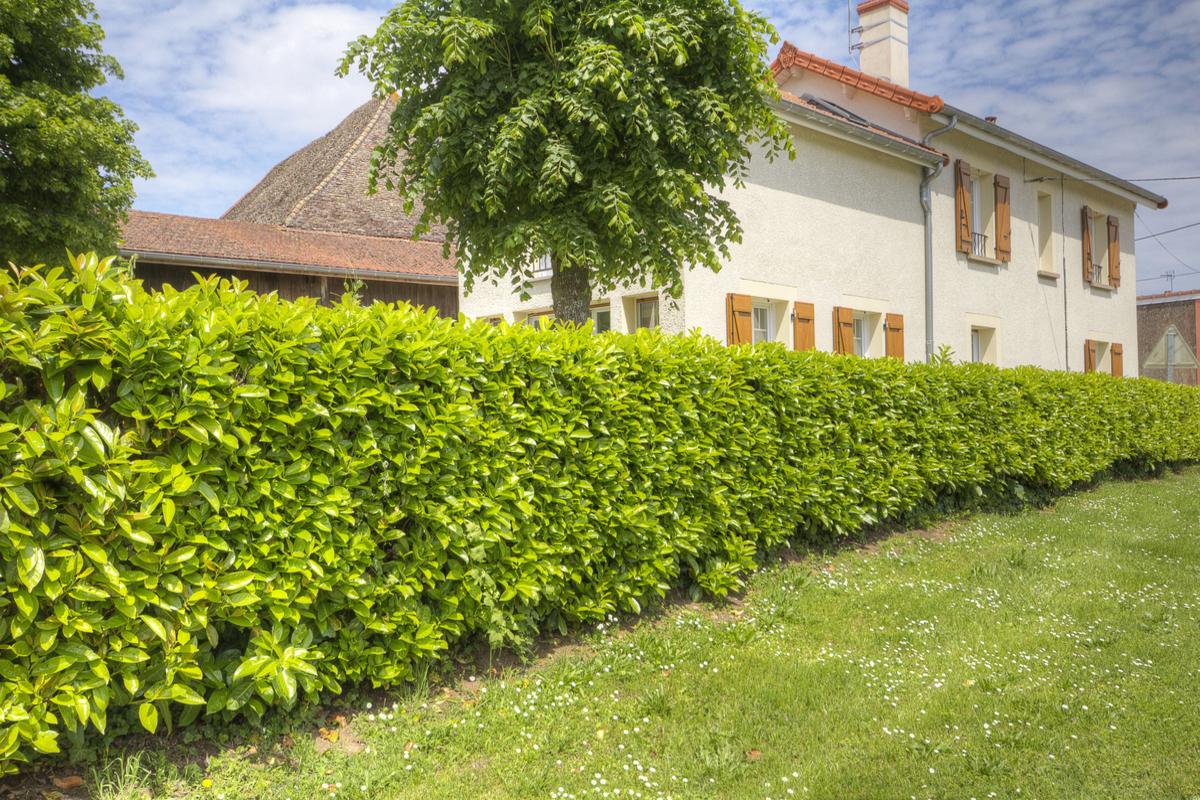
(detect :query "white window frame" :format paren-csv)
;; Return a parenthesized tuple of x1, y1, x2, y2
(751, 301, 772, 344)
(591, 306, 611, 333)
(635, 297, 659, 330)
(852, 313, 867, 357)
(971, 328, 982, 363)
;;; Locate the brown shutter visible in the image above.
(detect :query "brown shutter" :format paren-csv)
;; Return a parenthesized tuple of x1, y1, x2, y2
(833, 306, 855, 355)
(792, 302, 815, 352)
(1107, 216, 1121, 288)
(1111, 343, 1124, 377)
(726, 293, 753, 345)
(1081, 207, 1093, 283)
(885, 313, 905, 360)
(994, 175, 1012, 262)
(955, 160, 973, 254)
(1083, 339, 1097, 373)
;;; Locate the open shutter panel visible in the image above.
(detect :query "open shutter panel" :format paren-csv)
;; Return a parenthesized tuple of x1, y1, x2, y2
(1083, 339, 1097, 373)
(885, 313, 905, 360)
(994, 175, 1012, 262)
(955, 160, 973, 254)
(833, 306, 855, 355)
(1111, 343, 1124, 377)
(726, 293, 753, 345)
(1108, 216, 1121, 288)
(792, 302, 815, 352)
(1081, 207, 1093, 283)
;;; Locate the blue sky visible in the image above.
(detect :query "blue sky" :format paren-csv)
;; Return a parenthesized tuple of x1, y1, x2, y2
(93, 0, 1200, 293)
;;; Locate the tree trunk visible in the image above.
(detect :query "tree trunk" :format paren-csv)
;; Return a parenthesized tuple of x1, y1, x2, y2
(550, 254, 592, 326)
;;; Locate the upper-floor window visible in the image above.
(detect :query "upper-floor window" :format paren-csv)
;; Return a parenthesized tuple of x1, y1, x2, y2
(970, 171, 997, 259)
(1037, 192, 1055, 273)
(532, 255, 553, 279)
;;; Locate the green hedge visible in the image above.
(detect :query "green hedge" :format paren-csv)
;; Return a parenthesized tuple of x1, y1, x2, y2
(1, 254, 1198, 772)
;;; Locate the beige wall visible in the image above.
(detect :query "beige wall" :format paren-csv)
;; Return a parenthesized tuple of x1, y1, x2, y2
(459, 92, 1142, 376)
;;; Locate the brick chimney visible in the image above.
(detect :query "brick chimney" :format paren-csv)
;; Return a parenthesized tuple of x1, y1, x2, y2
(856, 0, 910, 87)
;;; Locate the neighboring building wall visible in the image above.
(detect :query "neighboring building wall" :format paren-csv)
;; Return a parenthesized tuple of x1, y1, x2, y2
(1137, 299, 1199, 384)
(136, 262, 459, 317)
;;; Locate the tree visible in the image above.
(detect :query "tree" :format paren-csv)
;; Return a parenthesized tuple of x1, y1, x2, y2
(340, 0, 792, 325)
(0, 0, 151, 265)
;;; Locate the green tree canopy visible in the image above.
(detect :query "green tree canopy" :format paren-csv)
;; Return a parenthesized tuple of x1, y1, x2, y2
(0, 0, 151, 265)
(341, 0, 792, 324)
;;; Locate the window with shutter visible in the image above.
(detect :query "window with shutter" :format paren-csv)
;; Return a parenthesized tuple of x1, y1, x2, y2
(885, 313, 905, 360)
(994, 175, 1012, 262)
(1111, 343, 1124, 377)
(1083, 339, 1097, 373)
(792, 302, 815, 352)
(833, 306, 855, 355)
(955, 160, 973, 254)
(1107, 216, 1121, 288)
(1081, 207, 1094, 284)
(726, 294, 753, 345)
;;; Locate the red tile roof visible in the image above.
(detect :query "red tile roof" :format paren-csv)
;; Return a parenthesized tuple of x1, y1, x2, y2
(120, 211, 457, 282)
(857, 0, 909, 14)
(771, 42, 944, 114)
(1137, 289, 1200, 303)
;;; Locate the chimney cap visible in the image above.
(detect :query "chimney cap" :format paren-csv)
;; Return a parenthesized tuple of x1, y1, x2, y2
(985, 115, 998, 124)
(857, 0, 909, 13)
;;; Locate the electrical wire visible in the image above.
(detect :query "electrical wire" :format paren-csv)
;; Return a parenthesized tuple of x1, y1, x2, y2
(1137, 209, 1200, 277)
(1136, 220, 1200, 241)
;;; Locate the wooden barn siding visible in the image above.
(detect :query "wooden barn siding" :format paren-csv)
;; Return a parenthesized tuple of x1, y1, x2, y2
(135, 262, 459, 318)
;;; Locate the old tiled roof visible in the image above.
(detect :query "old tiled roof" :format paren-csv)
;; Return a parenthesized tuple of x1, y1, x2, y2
(775, 89, 946, 163)
(1137, 289, 1200, 303)
(120, 210, 456, 282)
(771, 42, 945, 114)
(222, 97, 446, 242)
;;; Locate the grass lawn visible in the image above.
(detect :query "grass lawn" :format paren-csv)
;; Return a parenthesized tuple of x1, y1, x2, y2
(81, 468, 1200, 799)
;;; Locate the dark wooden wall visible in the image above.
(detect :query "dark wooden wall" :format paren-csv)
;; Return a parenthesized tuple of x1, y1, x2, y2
(135, 262, 459, 318)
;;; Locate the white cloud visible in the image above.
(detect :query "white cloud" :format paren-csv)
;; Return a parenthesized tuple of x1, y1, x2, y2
(95, 0, 1200, 289)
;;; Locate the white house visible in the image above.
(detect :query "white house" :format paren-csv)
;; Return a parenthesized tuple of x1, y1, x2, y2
(459, 0, 1168, 376)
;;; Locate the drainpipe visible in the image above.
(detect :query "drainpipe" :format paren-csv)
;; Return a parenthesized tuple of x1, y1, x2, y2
(919, 114, 958, 362)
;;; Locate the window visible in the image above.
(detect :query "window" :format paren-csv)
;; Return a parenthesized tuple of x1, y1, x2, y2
(752, 302, 772, 344)
(532, 255, 553, 279)
(523, 312, 551, 328)
(970, 171, 996, 258)
(1091, 212, 1109, 285)
(591, 306, 611, 333)
(969, 325, 997, 364)
(636, 297, 659, 329)
(1037, 192, 1054, 272)
(852, 313, 867, 357)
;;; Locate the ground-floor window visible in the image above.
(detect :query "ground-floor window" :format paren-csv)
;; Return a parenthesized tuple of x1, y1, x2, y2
(752, 301, 772, 344)
(970, 326, 997, 364)
(636, 297, 659, 330)
(852, 313, 868, 357)
(591, 306, 611, 333)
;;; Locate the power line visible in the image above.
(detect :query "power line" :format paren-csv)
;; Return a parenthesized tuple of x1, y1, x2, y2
(1127, 176, 1200, 182)
(1136, 220, 1200, 241)
(1137, 209, 1200, 277)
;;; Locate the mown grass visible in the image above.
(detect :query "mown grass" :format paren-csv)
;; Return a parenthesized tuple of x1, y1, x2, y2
(67, 469, 1200, 798)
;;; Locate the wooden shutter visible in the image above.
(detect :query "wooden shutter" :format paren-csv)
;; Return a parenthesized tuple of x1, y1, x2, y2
(726, 293, 752, 345)
(885, 313, 905, 360)
(1081, 207, 1093, 283)
(833, 306, 855, 355)
(792, 302, 815, 352)
(1111, 343, 1124, 377)
(955, 160, 973, 254)
(1107, 216, 1121, 288)
(1083, 339, 1097, 373)
(994, 175, 1012, 262)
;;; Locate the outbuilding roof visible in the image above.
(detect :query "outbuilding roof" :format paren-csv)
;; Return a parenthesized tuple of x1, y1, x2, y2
(120, 210, 456, 284)
(770, 42, 945, 114)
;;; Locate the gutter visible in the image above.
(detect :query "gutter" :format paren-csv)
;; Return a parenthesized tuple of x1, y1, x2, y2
(773, 97, 946, 168)
(935, 106, 1169, 210)
(919, 114, 958, 362)
(118, 249, 459, 287)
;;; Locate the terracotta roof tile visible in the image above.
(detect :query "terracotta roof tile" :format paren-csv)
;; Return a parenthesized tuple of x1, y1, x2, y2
(1137, 289, 1200, 303)
(120, 210, 457, 282)
(771, 42, 944, 114)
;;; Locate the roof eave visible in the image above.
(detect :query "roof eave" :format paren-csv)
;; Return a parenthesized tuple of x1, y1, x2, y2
(936, 106, 1168, 210)
(774, 97, 947, 167)
(119, 248, 459, 286)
